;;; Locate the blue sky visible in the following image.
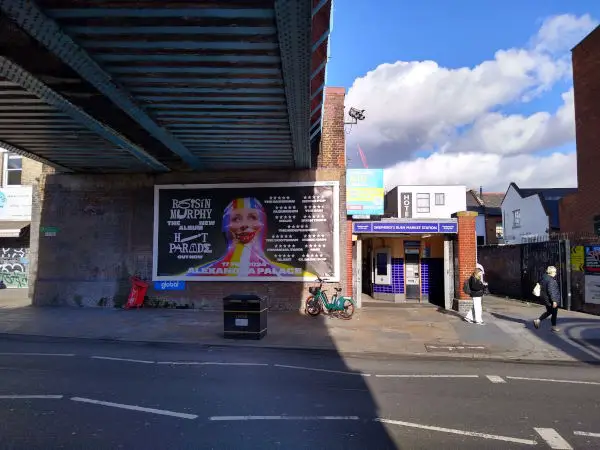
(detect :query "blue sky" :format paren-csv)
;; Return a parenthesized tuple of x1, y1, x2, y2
(327, 1, 599, 190)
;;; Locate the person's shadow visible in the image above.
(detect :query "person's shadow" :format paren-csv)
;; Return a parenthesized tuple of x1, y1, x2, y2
(490, 312, 600, 364)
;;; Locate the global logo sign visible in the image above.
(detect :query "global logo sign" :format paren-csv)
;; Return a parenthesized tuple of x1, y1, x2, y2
(154, 281, 186, 291)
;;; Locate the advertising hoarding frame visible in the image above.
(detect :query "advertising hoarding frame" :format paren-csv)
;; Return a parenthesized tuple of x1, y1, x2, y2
(152, 181, 340, 282)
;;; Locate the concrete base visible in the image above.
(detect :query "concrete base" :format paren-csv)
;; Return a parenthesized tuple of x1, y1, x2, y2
(373, 292, 406, 303)
(453, 298, 473, 314)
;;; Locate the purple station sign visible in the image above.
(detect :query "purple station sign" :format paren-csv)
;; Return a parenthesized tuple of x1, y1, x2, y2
(353, 221, 458, 234)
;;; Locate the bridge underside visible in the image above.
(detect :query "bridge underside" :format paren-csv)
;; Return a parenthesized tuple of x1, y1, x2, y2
(0, 0, 331, 172)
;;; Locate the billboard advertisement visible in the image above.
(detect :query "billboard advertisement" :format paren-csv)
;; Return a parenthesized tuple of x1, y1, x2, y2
(584, 245, 600, 274)
(153, 182, 340, 282)
(0, 186, 32, 221)
(346, 169, 384, 216)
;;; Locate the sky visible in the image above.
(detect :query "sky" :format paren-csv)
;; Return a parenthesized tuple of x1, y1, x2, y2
(326, 0, 600, 192)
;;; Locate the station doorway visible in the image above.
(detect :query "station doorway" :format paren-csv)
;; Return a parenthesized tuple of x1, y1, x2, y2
(355, 234, 453, 308)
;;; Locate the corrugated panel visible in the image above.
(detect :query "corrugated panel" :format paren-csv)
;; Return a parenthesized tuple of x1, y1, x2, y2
(0, 0, 331, 172)
(33, 0, 297, 168)
(0, 77, 156, 172)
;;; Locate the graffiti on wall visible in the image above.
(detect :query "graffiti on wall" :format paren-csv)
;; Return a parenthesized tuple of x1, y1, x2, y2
(0, 248, 28, 288)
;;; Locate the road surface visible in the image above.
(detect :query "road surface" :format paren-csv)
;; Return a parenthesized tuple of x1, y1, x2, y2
(0, 336, 598, 449)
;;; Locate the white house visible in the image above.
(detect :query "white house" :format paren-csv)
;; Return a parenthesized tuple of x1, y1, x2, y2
(501, 182, 577, 244)
(385, 185, 467, 219)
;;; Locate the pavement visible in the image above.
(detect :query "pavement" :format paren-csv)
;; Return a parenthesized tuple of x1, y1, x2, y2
(1, 338, 599, 449)
(1, 289, 600, 365)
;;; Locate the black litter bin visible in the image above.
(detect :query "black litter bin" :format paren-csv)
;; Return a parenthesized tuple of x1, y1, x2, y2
(223, 294, 267, 340)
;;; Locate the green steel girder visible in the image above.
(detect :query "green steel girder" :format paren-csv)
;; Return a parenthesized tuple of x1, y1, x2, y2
(0, 0, 202, 170)
(0, 56, 168, 171)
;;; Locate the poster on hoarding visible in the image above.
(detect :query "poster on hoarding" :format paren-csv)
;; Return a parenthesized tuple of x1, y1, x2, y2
(153, 182, 340, 282)
(346, 169, 384, 216)
(0, 186, 32, 221)
(584, 274, 600, 305)
(584, 245, 600, 273)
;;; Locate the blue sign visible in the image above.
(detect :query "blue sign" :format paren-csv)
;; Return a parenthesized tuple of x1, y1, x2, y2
(154, 281, 186, 291)
(346, 169, 385, 216)
(353, 221, 458, 234)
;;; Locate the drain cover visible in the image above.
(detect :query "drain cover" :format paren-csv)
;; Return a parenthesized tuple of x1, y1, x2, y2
(425, 344, 488, 353)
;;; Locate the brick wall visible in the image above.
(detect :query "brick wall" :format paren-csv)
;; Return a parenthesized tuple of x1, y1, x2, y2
(560, 26, 600, 233)
(0, 152, 48, 187)
(484, 215, 502, 245)
(318, 87, 346, 169)
(30, 88, 348, 310)
(453, 211, 478, 311)
(346, 219, 353, 298)
(32, 170, 347, 310)
(21, 158, 45, 186)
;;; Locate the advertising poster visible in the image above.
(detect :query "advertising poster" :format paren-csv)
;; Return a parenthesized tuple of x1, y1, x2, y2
(571, 246, 584, 272)
(584, 246, 600, 273)
(153, 182, 339, 281)
(584, 275, 600, 305)
(346, 169, 384, 216)
(0, 186, 33, 221)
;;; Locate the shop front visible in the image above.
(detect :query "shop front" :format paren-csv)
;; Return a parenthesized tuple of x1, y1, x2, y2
(352, 220, 458, 308)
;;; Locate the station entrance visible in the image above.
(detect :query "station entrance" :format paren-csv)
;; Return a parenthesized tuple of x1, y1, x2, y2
(352, 220, 458, 309)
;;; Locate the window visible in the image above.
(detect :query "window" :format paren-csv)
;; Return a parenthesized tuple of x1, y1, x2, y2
(495, 224, 504, 239)
(3, 153, 22, 186)
(416, 193, 430, 213)
(477, 236, 485, 246)
(376, 253, 388, 276)
(512, 209, 521, 228)
(435, 193, 445, 205)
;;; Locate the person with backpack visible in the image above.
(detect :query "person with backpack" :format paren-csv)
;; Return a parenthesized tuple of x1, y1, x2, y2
(533, 266, 561, 332)
(463, 267, 486, 325)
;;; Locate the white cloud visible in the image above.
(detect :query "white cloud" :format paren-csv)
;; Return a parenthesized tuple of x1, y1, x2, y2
(345, 13, 597, 189)
(533, 14, 597, 54)
(384, 152, 577, 192)
(444, 88, 574, 155)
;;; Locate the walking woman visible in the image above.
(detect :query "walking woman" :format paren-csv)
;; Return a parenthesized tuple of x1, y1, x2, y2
(464, 267, 486, 325)
(533, 266, 561, 332)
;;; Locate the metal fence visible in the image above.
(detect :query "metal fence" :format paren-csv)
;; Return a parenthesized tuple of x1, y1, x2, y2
(479, 240, 570, 309)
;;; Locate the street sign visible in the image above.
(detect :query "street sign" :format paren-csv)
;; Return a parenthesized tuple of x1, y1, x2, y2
(352, 221, 458, 234)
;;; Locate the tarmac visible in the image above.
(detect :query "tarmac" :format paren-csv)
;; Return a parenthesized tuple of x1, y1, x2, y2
(1, 289, 599, 365)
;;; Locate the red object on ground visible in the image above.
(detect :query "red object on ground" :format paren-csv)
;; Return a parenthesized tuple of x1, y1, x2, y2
(125, 277, 149, 309)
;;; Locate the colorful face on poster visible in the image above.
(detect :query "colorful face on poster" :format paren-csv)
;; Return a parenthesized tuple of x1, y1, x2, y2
(153, 182, 339, 281)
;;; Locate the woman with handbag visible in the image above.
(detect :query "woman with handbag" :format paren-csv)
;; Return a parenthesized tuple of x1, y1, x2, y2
(464, 267, 486, 325)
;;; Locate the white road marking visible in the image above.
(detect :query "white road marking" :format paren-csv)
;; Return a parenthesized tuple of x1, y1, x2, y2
(91, 356, 155, 364)
(376, 418, 537, 445)
(574, 431, 600, 438)
(157, 362, 268, 366)
(274, 364, 370, 376)
(507, 376, 600, 386)
(375, 374, 478, 379)
(210, 415, 359, 421)
(70, 397, 197, 420)
(0, 353, 75, 357)
(534, 428, 573, 449)
(486, 375, 506, 384)
(0, 395, 63, 399)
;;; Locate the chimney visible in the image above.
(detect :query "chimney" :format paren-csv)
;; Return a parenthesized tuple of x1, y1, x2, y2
(479, 186, 483, 198)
